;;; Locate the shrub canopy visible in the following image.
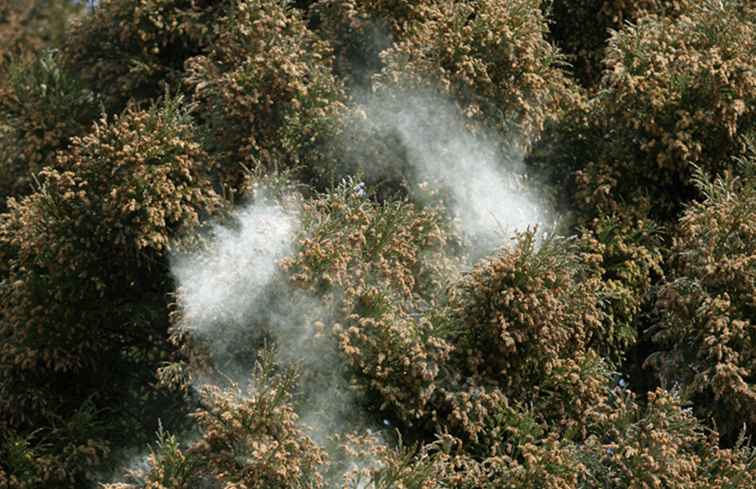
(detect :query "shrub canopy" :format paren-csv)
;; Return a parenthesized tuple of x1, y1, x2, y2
(186, 0, 347, 193)
(576, 0, 756, 220)
(650, 161, 756, 442)
(376, 0, 578, 143)
(2, 0, 756, 487)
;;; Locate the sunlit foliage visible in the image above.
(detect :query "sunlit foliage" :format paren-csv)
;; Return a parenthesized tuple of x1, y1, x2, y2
(650, 160, 756, 442)
(2, 0, 755, 487)
(377, 0, 577, 142)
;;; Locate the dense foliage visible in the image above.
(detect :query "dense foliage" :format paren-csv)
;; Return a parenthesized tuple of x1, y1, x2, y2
(185, 0, 347, 192)
(376, 0, 576, 142)
(650, 162, 756, 443)
(0, 0, 81, 65)
(1, 1, 755, 488)
(61, 0, 225, 111)
(0, 50, 101, 203)
(544, 0, 696, 87)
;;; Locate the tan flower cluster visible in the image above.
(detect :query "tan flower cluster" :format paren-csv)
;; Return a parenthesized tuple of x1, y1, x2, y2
(0, 2, 86, 205)
(4, 1, 756, 487)
(376, 0, 578, 143)
(0, 50, 100, 203)
(284, 186, 456, 301)
(284, 194, 621, 456)
(328, 388, 756, 489)
(574, 0, 756, 220)
(104, 357, 327, 489)
(185, 0, 347, 193)
(546, 0, 696, 86)
(63, 0, 224, 110)
(450, 234, 604, 387)
(649, 163, 756, 442)
(576, 215, 665, 363)
(0, 0, 80, 65)
(190, 379, 326, 489)
(281, 186, 460, 426)
(0, 98, 218, 459)
(310, 0, 433, 85)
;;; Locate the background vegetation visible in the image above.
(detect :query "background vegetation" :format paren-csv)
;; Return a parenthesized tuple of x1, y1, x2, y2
(1, 1, 754, 488)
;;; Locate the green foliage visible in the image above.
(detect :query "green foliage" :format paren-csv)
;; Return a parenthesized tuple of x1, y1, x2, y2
(0, 401, 110, 489)
(185, 0, 347, 193)
(0, 49, 101, 203)
(138, 424, 198, 489)
(342, 389, 756, 489)
(284, 182, 458, 300)
(191, 366, 326, 488)
(449, 233, 604, 380)
(649, 161, 756, 442)
(0, 0, 82, 65)
(62, 0, 226, 111)
(104, 353, 327, 489)
(528, 3, 755, 402)
(444, 233, 615, 444)
(286, 206, 615, 456)
(0, 97, 218, 371)
(2, 0, 756, 486)
(310, 0, 430, 86)
(376, 0, 578, 142)
(0, 97, 218, 485)
(576, 0, 756, 221)
(578, 215, 665, 363)
(574, 388, 756, 488)
(545, 0, 694, 86)
(282, 184, 460, 432)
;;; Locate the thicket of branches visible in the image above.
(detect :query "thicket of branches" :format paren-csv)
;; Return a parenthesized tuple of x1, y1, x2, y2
(1, 1, 755, 488)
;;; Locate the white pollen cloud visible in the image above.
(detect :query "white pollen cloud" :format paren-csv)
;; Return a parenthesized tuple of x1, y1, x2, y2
(171, 204, 298, 332)
(341, 89, 551, 258)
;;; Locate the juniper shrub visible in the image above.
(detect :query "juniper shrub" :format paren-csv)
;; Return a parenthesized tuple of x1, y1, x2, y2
(576, 0, 756, 221)
(62, 0, 226, 111)
(185, 0, 347, 193)
(0, 98, 219, 486)
(376, 0, 578, 144)
(545, 0, 696, 86)
(0, 50, 101, 204)
(0, 0, 81, 65)
(649, 162, 756, 442)
(577, 215, 665, 364)
(103, 354, 327, 489)
(310, 0, 431, 86)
